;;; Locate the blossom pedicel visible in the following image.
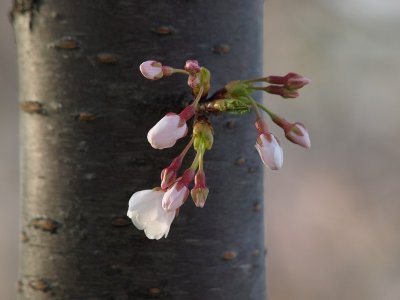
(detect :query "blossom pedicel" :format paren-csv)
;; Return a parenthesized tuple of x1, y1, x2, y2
(127, 60, 311, 239)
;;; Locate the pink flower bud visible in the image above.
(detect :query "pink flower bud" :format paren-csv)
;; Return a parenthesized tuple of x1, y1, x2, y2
(264, 85, 299, 99)
(160, 168, 177, 190)
(191, 170, 209, 208)
(285, 122, 311, 149)
(185, 60, 200, 74)
(162, 182, 189, 211)
(255, 133, 283, 170)
(160, 157, 183, 190)
(162, 169, 194, 211)
(139, 60, 164, 80)
(265, 72, 310, 90)
(147, 113, 188, 149)
(255, 119, 269, 134)
(191, 187, 209, 208)
(188, 74, 201, 90)
(285, 73, 311, 90)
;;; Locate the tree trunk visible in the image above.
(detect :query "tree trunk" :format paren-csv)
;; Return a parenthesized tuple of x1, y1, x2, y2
(13, 1, 265, 299)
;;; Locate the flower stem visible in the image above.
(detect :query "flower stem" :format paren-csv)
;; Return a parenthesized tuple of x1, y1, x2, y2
(256, 103, 290, 130)
(243, 77, 267, 84)
(249, 97, 262, 120)
(249, 86, 267, 91)
(198, 145, 205, 172)
(179, 137, 194, 160)
(193, 86, 205, 107)
(190, 142, 206, 170)
(256, 102, 276, 118)
(190, 147, 201, 170)
(172, 68, 190, 75)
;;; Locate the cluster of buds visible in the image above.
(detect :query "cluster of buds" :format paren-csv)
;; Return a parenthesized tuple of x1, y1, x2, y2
(127, 59, 310, 239)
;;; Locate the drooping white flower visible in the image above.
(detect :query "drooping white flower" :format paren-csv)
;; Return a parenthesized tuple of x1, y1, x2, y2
(127, 189, 176, 240)
(139, 60, 163, 80)
(285, 123, 311, 149)
(255, 133, 283, 170)
(162, 182, 189, 211)
(147, 113, 188, 149)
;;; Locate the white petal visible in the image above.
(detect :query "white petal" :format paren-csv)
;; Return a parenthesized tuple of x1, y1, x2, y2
(147, 114, 187, 149)
(287, 124, 311, 149)
(128, 190, 158, 228)
(162, 183, 188, 211)
(139, 61, 163, 80)
(143, 211, 175, 240)
(256, 134, 283, 170)
(128, 210, 145, 230)
(127, 189, 176, 239)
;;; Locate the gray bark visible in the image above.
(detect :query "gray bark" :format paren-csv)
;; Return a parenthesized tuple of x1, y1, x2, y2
(12, 0, 265, 299)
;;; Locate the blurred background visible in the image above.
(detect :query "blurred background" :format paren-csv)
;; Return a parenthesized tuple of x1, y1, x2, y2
(1, 0, 400, 299)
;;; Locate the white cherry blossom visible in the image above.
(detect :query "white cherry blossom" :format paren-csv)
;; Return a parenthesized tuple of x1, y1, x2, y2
(127, 189, 176, 240)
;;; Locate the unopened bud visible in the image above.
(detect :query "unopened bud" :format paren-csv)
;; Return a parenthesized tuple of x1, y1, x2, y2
(191, 187, 209, 208)
(265, 72, 310, 90)
(285, 73, 311, 90)
(185, 60, 200, 74)
(147, 113, 188, 149)
(255, 133, 283, 170)
(162, 169, 194, 211)
(255, 118, 269, 134)
(162, 182, 189, 211)
(181, 168, 195, 186)
(189, 67, 211, 96)
(188, 73, 201, 91)
(160, 168, 177, 190)
(264, 85, 299, 99)
(160, 156, 182, 190)
(285, 122, 311, 149)
(140, 60, 163, 80)
(191, 170, 209, 208)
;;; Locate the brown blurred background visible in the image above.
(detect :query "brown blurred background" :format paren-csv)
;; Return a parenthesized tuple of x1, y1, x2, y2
(1, 0, 400, 299)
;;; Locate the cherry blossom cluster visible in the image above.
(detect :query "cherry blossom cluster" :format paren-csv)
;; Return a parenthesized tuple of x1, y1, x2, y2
(127, 60, 310, 239)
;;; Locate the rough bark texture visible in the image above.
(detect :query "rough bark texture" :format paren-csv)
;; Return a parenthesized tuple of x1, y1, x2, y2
(13, 1, 265, 299)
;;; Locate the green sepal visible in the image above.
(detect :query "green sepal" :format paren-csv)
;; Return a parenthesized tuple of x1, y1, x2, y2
(200, 67, 211, 94)
(224, 80, 253, 98)
(193, 120, 214, 151)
